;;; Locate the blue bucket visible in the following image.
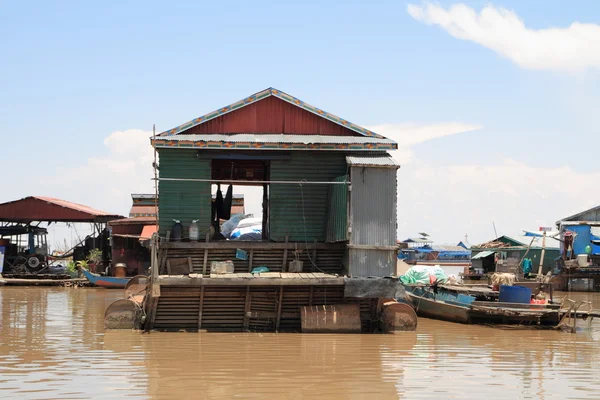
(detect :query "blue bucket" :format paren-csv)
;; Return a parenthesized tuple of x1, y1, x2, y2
(498, 285, 532, 304)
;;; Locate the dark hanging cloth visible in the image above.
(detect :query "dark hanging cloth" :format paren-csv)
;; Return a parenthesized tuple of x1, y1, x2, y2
(222, 185, 233, 220)
(215, 184, 224, 220)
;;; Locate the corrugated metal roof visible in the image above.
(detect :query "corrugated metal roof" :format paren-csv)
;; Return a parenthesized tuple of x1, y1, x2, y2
(346, 155, 398, 168)
(35, 197, 117, 216)
(159, 87, 388, 139)
(109, 216, 157, 226)
(506, 235, 561, 250)
(0, 196, 123, 223)
(472, 250, 495, 259)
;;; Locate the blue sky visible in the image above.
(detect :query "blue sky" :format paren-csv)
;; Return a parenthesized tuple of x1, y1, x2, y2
(2, 1, 600, 246)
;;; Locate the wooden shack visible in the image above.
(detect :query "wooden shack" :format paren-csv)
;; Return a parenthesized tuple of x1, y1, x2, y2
(143, 87, 405, 332)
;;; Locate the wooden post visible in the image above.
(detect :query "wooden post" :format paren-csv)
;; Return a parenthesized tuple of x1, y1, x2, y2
(312, 239, 318, 271)
(538, 231, 547, 276)
(198, 286, 205, 329)
(151, 234, 161, 298)
(160, 231, 170, 275)
(309, 286, 314, 306)
(275, 286, 284, 332)
(282, 235, 289, 272)
(202, 232, 210, 276)
(248, 249, 254, 273)
(243, 286, 251, 330)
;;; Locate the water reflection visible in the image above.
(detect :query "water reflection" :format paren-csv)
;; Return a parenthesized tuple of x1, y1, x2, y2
(1, 287, 600, 399)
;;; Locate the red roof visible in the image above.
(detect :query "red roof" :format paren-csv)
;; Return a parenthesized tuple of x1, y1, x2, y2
(140, 225, 158, 240)
(0, 196, 123, 223)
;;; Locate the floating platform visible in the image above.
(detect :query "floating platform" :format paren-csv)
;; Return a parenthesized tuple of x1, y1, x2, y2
(0, 277, 89, 287)
(141, 273, 414, 333)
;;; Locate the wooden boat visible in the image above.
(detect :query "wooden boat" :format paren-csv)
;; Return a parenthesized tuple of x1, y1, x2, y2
(402, 284, 600, 328)
(404, 285, 473, 323)
(81, 268, 130, 288)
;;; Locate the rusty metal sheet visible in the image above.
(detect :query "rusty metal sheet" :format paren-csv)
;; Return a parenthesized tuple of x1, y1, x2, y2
(104, 299, 139, 329)
(300, 303, 361, 333)
(381, 301, 417, 332)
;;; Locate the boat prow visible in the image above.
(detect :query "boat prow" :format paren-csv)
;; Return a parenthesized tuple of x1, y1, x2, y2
(81, 268, 130, 289)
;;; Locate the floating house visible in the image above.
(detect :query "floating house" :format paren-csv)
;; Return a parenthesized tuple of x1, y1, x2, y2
(142, 87, 406, 332)
(555, 205, 600, 291)
(469, 234, 560, 276)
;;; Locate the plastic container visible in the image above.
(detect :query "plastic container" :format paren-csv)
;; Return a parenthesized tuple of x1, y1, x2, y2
(189, 219, 199, 241)
(577, 254, 589, 267)
(114, 263, 127, 278)
(498, 285, 532, 304)
(171, 220, 183, 242)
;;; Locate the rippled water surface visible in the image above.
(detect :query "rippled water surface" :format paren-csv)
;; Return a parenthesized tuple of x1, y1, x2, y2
(1, 287, 600, 399)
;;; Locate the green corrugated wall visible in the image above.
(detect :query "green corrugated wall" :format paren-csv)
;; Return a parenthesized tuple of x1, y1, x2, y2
(270, 152, 347, 242)
(158, 149, 212, 237)
(326, 175, 349, 242)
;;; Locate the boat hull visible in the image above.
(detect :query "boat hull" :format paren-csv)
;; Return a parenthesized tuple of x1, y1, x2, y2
(406, 292, 471, 324)
(81, 268, 130, 288)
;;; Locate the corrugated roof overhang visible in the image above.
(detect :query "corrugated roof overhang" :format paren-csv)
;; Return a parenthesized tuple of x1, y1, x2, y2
(346, 155, 399, 168)
(0, 196, 123, 223)
(472, 250, 495, 259)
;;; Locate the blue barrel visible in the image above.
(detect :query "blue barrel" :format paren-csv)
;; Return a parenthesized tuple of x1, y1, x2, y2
(498, 285, 532, 304)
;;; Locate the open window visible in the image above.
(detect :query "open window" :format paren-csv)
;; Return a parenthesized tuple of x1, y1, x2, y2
(210, 159, 270, 241)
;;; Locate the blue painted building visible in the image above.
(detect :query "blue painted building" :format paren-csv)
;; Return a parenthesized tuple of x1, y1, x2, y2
(556, 205, 600, 257)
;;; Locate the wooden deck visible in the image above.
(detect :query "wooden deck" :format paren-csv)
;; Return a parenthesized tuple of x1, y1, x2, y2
(158, 272, 344, 287)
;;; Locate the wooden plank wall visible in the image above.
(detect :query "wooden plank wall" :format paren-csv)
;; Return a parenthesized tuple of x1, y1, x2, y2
(151, 285, 376, 332)
(164, 247, 345, 275)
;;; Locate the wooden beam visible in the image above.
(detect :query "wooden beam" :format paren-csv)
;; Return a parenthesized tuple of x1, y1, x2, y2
(312, 239, 317, 271)
(197, 286, 205, 329)
(282, 235, 289, 272)
(347, 244, 399, 251)
(243, 287, 251, 331)
(158, 276, 345, 287)
(248, 249, 254, 273)
(202, 232, 210, 276)
(275, 286, 284, 332)
(164, 241, 345, 250)
(145, 296, 159, 331)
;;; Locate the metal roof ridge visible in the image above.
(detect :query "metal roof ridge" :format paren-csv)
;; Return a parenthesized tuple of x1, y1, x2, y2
(157, 87, 390, 140)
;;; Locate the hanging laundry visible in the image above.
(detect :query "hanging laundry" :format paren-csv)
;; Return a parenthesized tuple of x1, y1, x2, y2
(222, 185, 233, 220)
(215, 184, 225, 220)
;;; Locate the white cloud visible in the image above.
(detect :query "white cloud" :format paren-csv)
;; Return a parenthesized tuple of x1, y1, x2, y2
(398, 158, 600, 245)
(47, 129, 155, 216)
(368, 122, 482, 163)
(407, 2, 600, 72)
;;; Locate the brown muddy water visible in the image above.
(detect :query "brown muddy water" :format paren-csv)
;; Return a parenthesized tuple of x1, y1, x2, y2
(1, 288, 600, 399)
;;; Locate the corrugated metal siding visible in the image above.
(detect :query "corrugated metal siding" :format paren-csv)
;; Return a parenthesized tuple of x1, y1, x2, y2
(326, 175, 348, 242)
(349, 249, 397, 277)
(158, 149, 212, 236)
(348, 166, 397, 277)
(270, 152, 347, 241)
(186, 96, 360, 136)
(350, 166, 397, 246)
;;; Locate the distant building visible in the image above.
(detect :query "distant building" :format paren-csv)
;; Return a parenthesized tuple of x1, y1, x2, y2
(556, 205, 600, 257)
(470, 234, 560, 275)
